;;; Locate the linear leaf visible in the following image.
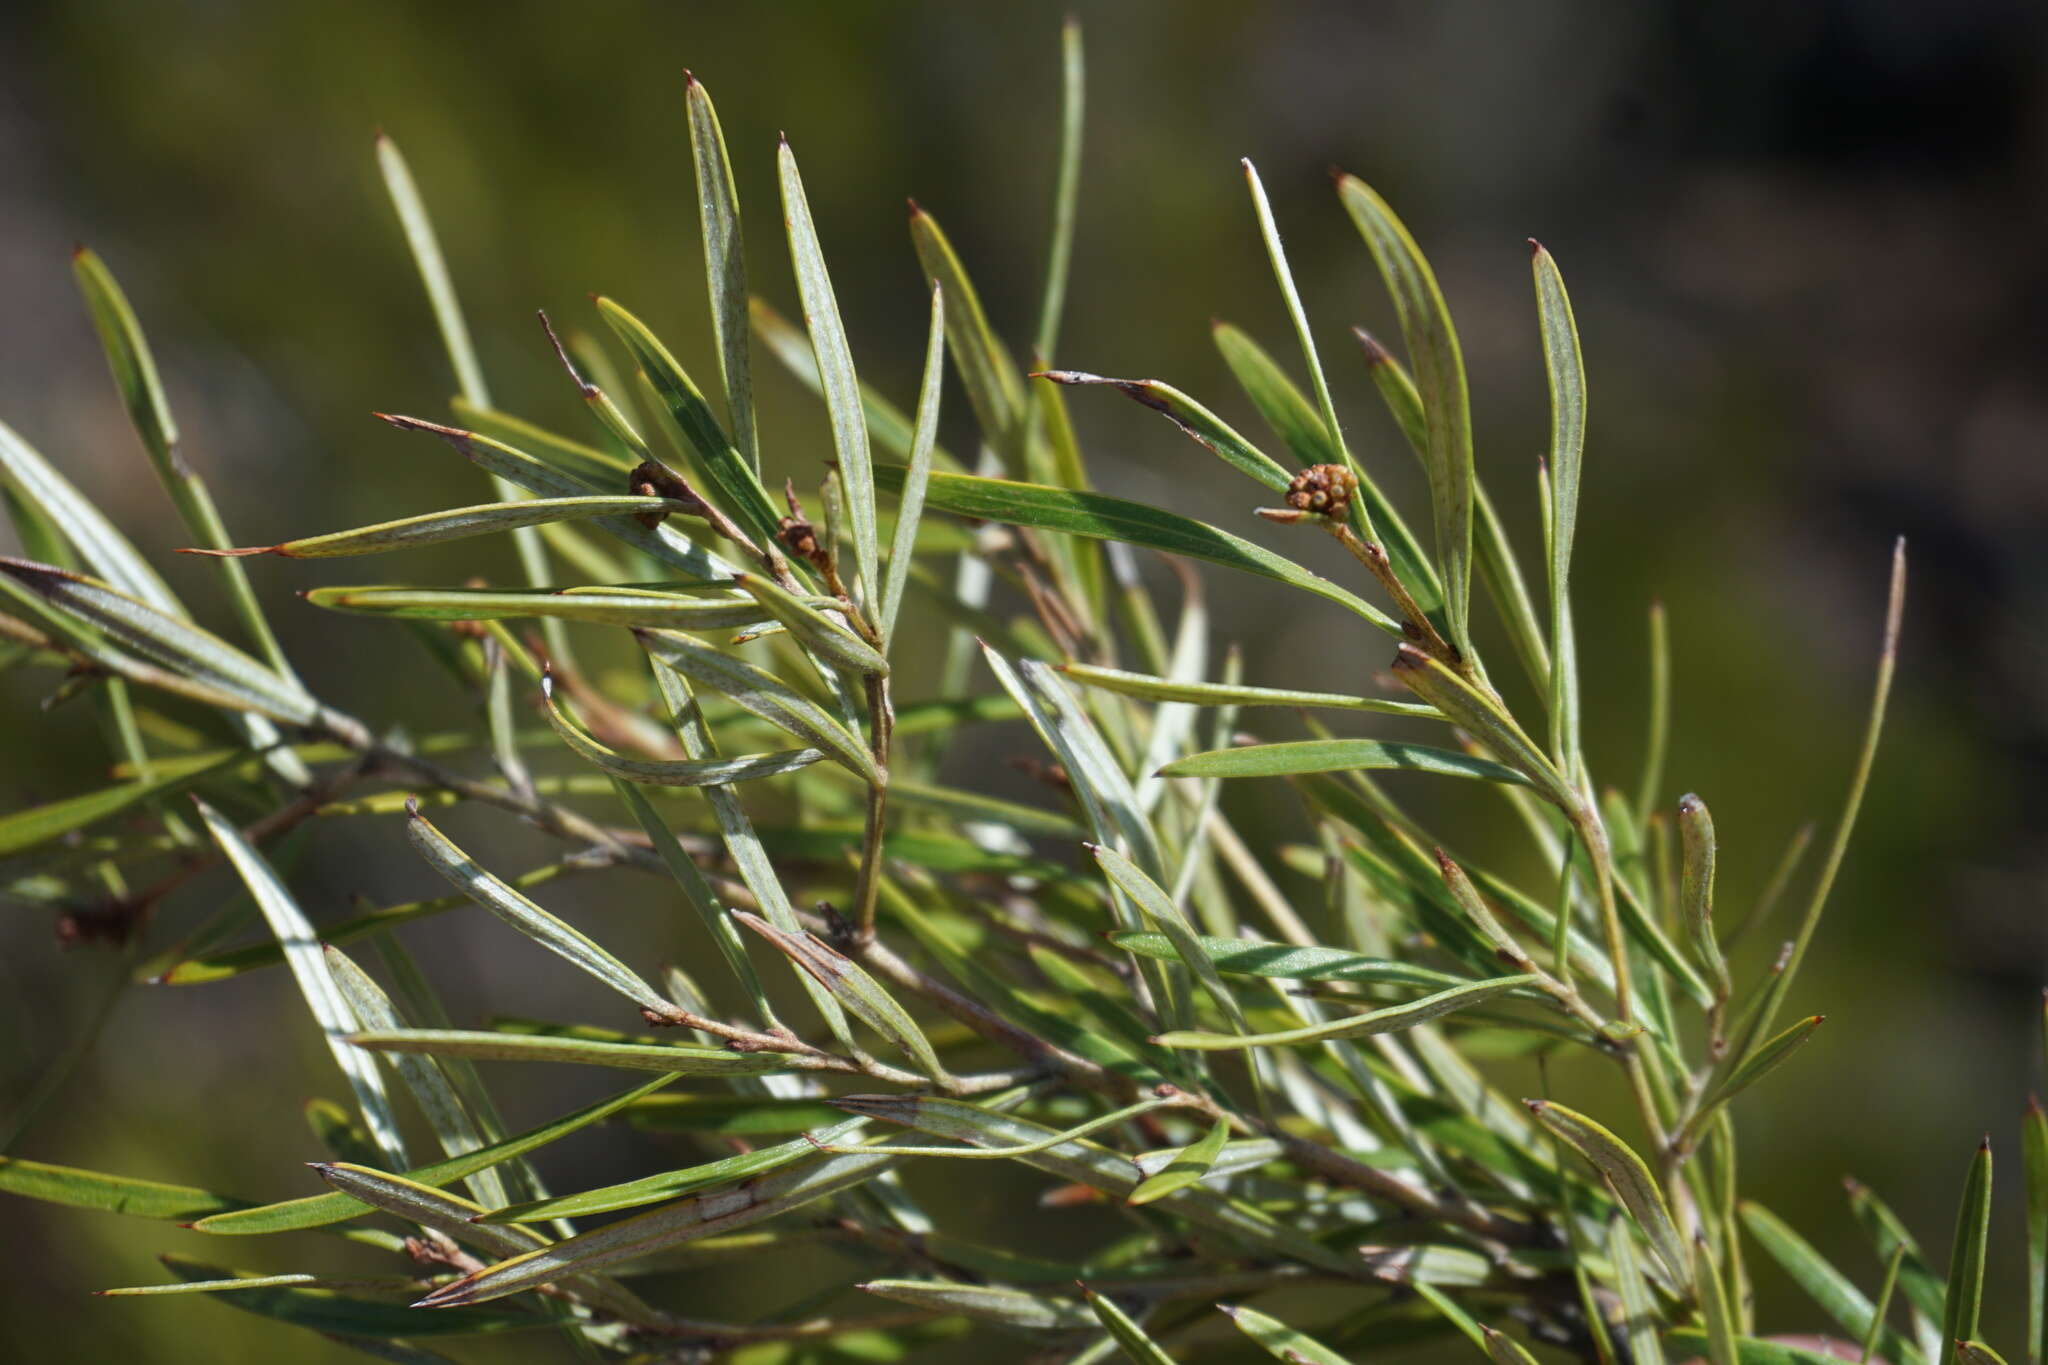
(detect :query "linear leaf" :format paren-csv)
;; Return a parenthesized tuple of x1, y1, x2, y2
(1531, 242, 1585, 766)
(874, 466, 1398, 635)
(415, 1146, 900, 1307)
(159, 1255, 539, 1339)
(477, 1119, 865, 1223)
(1335, 173, 1474, 654)
(1060, 662, 1434, 717)
(733, 912, 952, 1086)
(779, 137, 879, 600)
(0, 748, 243, 858)
(192, 496, 677, 559)
(637, 628, 879, 783)
(1161, 738, 1530, 786)
(1108, 930, 1468, 992)
(0, 558, 318, 725)
(595, 297, 780, 549)
(406, 808, 668, 1014)
(734, 572, 887, 675)
(881, 283, 944, 646)
(1526, 1099, 1686, 1283)
(860, 1279, 1094, 1331)
(1153, 974, 1533, 1051)
(909, 204, 1026, 465)
(1687, 1016, 1825, 1137)
(1943, 1140, 1994, 1365)
(1608, 1213, 1665, 1365)
(0, 1155, 246, 1221)
(1125, 1117, 1230, 1207)
(1218, 1303, 1354, 1364)
(323, 949, 503, 1209)
(0, 419, 180, 616)
(1741, 1200, 1920, 1365)
(303, 583, 783, 630)
(685, 74, 756, 471)
(309, 1163, 655, 1325)
(1082, 1285, 1176, 1364)
(1039, 371, 1291, 491)
(2027, 1099, 2048, 1365)
(191, 1075, 675, 1235)
(348, 1028, 801, 1077)
(194, 798, 407, 1170)
(541, 672, 821, 788)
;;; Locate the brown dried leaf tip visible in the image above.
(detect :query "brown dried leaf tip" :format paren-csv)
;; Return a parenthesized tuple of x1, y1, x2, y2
(1285, 463, 1357, 517)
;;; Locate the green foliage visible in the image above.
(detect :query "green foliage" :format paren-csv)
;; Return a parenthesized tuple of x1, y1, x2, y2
(3, 20, 2026, 1365)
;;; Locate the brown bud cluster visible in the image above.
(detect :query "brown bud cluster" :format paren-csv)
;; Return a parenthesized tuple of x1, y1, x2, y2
(628, 459, 701, 529)
(778, 514, 827, 569)
(1285, 463, 1358, 516)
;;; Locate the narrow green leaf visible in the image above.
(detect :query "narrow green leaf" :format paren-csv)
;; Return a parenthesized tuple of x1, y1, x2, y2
(1059, 662, 1434, 717)
(1484, 1325, 1543, 1365)
(0, 419, 181, 616)
(348, 1028, 799, 1077)
(1687, 1016, 1825, 1137)
(478, 1118, 865, 1223)
(192, 1074, 675, 1235)
(860, 1279, 1093, 1331)
(405, 807, 669, 1015)
(733, 912, 953, 1087)
(1153, 974, 1534, 1051)
(194, 798, 407, 1170)
(414, 1146, 901, 1307)
(1034, 16, 1085, 360)
(1125, 1117, 1230, 1206)
(377, 414, 738, 582)
(309, 1163, 655, 1325)
(72, 248, 298, 686)
(541, 671, 821, 788)
(158, 1255, 540, 1338)
(1741, 1201, 1919, 1365)
(1039, 371, 1291, 492)
(1389, 645, 1577, 810)
(873, 465, 1398, 634)
(733, 571, 887, 675)
(1094, 842, 1254, 1045)
(0, 748, 243, 858)
(1608, 1214, 1666, 1365)
(1082, 1285, 1176, 1364)
(1335, 173, 1475, 654)
(1219, 1303, 1352, 1364)
(637, 628, 879, 783)
(0, 1155, 246, 1221)
(880, 283, 944, 647)
(1866, 1247, 1909, 1365)
(1845, 1176, 1948, 1355)
(323, 949, 503, 1210)
(1107, 929, 1468, 992)
(1526, 1099, 1686, 1283)
(1697, 1234, 1742, 1365)
(303, 583, 782, 630)
(1942, 1140, 1994, 1365)
(1163, 738, 1530, 787)
(1679, 793, 1732, 997)
(1531, 242, 1585, 767)
(0, 558, 318, 725)
(193, 496, 677, 559)
(780, 136, 879, 600)
(830, 1094, 1352, 1273)
(685, 74, 756, 472)
(909, 204, 1026, 465)
(1241, 161, 1357, 523)
(594, 297, 780, 548)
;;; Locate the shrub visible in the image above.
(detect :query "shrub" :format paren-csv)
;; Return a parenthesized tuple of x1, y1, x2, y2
(0, 19, 2017, 1365)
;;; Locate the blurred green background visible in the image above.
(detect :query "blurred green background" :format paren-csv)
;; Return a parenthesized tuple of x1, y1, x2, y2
(3, 0, 2046, 1359)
